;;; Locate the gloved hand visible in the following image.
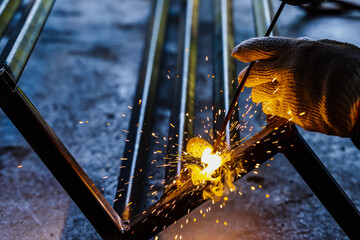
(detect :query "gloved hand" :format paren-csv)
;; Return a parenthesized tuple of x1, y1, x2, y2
(232, 37, 360, 137)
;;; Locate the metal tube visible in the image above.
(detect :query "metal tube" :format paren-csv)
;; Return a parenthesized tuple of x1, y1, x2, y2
(284, 129, 360, 239)
(0, 0, 55, 83)
(166, 0, 199, 181)
(0, 69, 125, 240)
(0, 0, 22, 38)
(176, 0, 199, 176)
(113, 0, 169, 218)
(213, 0, 240, 148)
(252, 0, 275, 36)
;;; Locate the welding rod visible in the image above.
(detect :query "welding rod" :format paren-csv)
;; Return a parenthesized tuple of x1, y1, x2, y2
(213, 1, 286, 152)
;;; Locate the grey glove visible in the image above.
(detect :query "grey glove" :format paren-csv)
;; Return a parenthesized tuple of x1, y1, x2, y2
(232, 37, 360, 137)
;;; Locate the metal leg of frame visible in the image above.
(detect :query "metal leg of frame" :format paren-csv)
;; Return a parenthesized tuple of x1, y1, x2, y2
(0, 69, 124, 240)
(283, 126, 360, 239)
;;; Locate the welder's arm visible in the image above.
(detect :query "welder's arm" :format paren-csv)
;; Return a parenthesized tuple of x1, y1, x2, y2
(232, 37, 360, 146)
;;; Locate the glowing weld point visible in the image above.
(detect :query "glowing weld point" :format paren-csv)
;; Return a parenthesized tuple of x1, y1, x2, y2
(201, 148, 222, 176)
(185, 137, 237, 200)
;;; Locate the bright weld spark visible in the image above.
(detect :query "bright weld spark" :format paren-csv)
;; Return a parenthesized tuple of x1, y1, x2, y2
(182, 137, 246, 201)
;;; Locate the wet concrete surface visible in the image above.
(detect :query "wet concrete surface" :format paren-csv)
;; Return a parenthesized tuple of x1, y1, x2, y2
(1, 0, 360, 239)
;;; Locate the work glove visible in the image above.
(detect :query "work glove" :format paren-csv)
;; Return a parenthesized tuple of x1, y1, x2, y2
(232, 37, 360, 138)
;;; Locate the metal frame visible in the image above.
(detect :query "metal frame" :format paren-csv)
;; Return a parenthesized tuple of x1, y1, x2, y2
(0, 1, 125, 239)
(0, 70, 125, 239)
(1, 0, 359, 239)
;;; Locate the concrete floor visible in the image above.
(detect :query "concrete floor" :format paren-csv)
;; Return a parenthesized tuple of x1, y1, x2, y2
(1, 0, 360, 239)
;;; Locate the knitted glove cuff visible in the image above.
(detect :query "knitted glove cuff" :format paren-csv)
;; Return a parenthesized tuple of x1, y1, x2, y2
(351, 101, 360, 150)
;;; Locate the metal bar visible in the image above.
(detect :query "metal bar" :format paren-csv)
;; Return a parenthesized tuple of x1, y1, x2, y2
(0, 69, 124, 240)
(113, 0, 169, 219)
(283, 127, 360, 239)
(124, 118, 290, 240)
(176, 0, 199, 175)
(252, 0, 275, 36)
(0, 0, 22, 38)
(0, 0, 55, 83)
(213, 0, 239, 149)
(166, 0, 199, 181)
